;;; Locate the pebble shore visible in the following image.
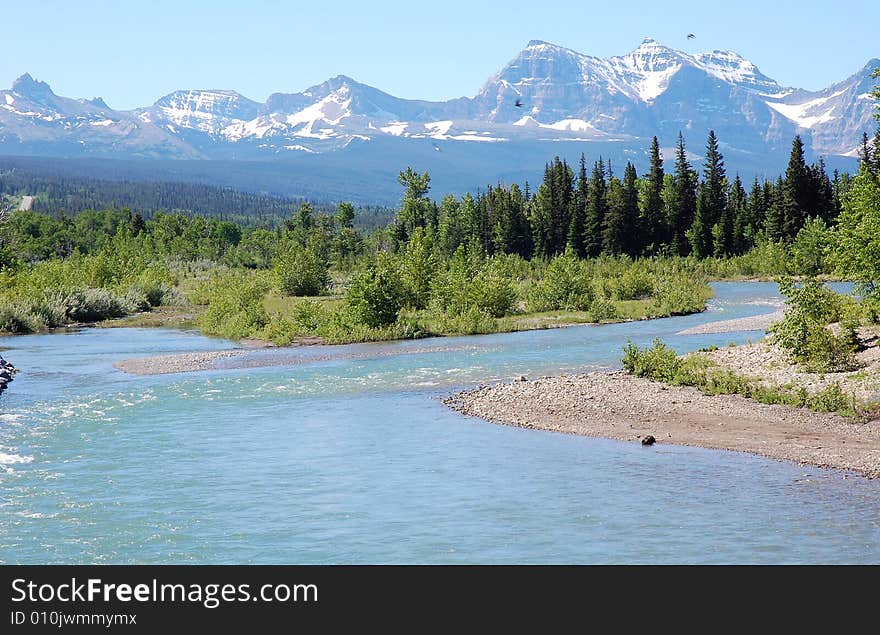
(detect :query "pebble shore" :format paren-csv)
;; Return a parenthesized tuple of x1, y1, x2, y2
(445, 371, 880, 478)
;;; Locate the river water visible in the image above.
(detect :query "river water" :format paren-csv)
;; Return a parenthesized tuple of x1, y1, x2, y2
(1, 282, 878, 563)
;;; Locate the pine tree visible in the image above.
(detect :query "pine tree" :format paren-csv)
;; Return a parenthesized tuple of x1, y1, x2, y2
(872, 126, 880, 175)
(640, 136, 665, 254)
(529, 181, 554, 259)
(782, 135, 812, 240)
(583, 159, 607, 257)
(437, 194, 462, 256)
(549, 157, 574, 254)
(603, 162, 640, 256)
(728, 175, 748, 254)
(764, 177, 785, 242)
(689, 130, 726, 258)
(567, 154, 588, 257)
(809, 158, 835, 223)
(859, 132, 873, 173)
(739, 177, 766, 251)
(667, 132, 697, 256)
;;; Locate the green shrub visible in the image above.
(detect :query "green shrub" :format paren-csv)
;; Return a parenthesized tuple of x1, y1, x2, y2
(770, 278, 860, 371)
(526, 252, 593, 312)
(621, 338, 681, 382)
(807, 383, 857, 416)
(436, 305, 496, 335)
(346, 256, 405, 327)
(199, 272, 270, 339)
(274, 244, 330, 297)
(589, 296, 618, 322)
(469, 260, 517, 318)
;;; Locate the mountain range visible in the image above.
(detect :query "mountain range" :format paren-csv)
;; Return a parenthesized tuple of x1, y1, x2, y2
(1, 38, 876, 203)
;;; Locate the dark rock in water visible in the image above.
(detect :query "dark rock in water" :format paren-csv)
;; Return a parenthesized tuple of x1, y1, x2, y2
(641, 435, 656, 446)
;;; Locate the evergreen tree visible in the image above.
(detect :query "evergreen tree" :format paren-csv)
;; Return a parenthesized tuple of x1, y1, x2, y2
(782, 135, 812, 240)
(603, 162, 640, 256)
(739, 177, 765, 251)
(809, 158, 835, 223)
(566, 154, 588, 257)
(583, 159, 607, 257)
(764, 177, 785, 242)
(667, 132, 697, 256)
(859, 132, 873, 173)
(550, 157, 575, 254)
(395, 167, 431, 240)
(640, 136, 666, 254)
(335, 202, 355, 229)
(529, 181, 554, 259)
(689, 130, 726, 258)
(728, 175, 748, 254)
(437, 194, 463, 256)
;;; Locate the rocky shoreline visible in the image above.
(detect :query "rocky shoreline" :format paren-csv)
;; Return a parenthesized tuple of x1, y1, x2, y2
(0, 354, 17, 395)
(444, 371, 880, 478)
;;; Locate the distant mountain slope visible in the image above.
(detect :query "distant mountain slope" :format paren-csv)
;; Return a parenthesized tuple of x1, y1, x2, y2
(1, 39, 874, 202)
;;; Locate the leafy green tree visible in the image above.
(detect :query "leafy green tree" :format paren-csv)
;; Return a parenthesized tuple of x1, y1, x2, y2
(335, 202, 355, 229)
(394, 167, 432, 241)
(790, 217, 830, 276)
(274, 241, 330, 297)
(729, 175, 749, 254)
(399, 227, 438, 309)
(346, 254, 405, 327)
(831, 165, 880, 316)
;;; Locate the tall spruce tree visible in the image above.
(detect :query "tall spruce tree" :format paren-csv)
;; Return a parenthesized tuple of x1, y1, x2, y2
(859, 132, 873, 173)
(667, 132, 697, 256)
(764, 177, 785, 242)
(640, 136, 666, 254)
(809, 157, 835, 223)
(549, 157, 574, 254)
(728, 175, 748, 254)
(583, 159, 607, 257)
(603, 162, 640, 256)
(567, 154, 588, 257)
(782, 135, 813, 240)
(689, 130, 726, 258)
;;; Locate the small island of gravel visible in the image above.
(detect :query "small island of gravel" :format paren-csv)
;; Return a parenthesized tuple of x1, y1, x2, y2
(445, 320, 880, 478)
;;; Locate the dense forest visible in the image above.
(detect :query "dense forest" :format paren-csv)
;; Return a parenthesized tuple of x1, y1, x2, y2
(0, 162, 395, 230)
(1, 110, 879, 349)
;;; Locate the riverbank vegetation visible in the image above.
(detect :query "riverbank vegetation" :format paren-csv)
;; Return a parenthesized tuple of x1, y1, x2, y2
(2, 122, 878, 345)
(620, 119, 880, 418)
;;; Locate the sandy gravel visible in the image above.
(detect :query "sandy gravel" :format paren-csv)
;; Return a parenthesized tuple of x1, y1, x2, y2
(676, 310, 785, 335)
(445, 371, 880, 478)
(113, 350, 245, 375)
(699, 326, 880, 402)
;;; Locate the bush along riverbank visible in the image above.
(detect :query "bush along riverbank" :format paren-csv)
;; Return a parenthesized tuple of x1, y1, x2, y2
(622, 277, 880, 421)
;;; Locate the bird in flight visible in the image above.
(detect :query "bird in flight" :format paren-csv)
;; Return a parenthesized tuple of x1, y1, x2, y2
(514, 98, 523, 108)
(687, 33, 696, 39)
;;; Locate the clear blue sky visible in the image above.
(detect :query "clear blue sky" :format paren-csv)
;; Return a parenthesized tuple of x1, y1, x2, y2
(3, 0, 877, 109)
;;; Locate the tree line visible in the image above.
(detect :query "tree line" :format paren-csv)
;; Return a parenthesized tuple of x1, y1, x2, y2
(390, 131, 877, 261)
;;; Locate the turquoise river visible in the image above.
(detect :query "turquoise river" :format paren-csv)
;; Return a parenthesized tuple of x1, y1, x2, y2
(1, 282, 878, 563)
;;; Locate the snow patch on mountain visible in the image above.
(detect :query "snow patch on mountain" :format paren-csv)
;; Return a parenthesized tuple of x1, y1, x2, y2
(765, 89, 847, 129)
(380, 122, 408, 136)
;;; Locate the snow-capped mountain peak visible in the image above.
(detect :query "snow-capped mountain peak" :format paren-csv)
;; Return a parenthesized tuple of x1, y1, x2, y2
(0, 42, 875, 165)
